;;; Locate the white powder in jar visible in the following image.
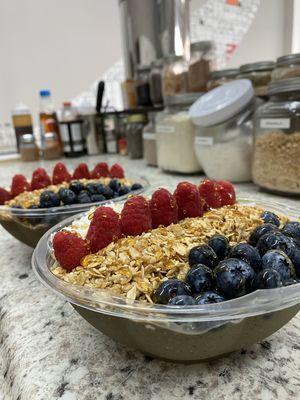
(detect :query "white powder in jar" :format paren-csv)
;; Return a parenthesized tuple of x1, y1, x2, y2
(194, 134, 253, 182)
(156, 113, 202, 173)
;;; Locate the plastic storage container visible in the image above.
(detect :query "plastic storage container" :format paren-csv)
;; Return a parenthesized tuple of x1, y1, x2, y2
(207, 68, 239, 90)
(188, 41, 214, 92)
(272, 53, 300, 81)
(253, 78, 300, 195)
(190, 79, 258, 182)
(156, 93, 202, 173)
(126, 114, 146, 159)
(135, 65, 152, 107)
(149, 60, 163, 107)
(32, 198, 300, 363)
(238, 61, 274, 97)
(162, 55, 188, 97)
(143, 112, 157, 166)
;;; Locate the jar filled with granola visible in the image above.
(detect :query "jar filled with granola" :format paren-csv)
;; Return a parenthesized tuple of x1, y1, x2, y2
(187, 41, 214, 92)
(207, 68, 239, 90)
(162, 55, 188, 97)
(238, 61, 274, 97)
(253, 78, 300, 195)
(272, 53, 300, 81)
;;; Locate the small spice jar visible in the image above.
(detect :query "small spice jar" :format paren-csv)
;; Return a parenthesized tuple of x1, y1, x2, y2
(126, 114, 147, 159)
(238, 61, 274, 97)
(19, 134, 39, 161)
(253, 78, 300, 195)
(143, 112, 157, 166)
(188, 41, 214, 92)
(162, 55, 188, 97)
(149, 60, 163, 107)
(272, 53, 300, 81)
(43, 132, 62, 160)
(207, 68, 239, 90)
(135, 65, 152, 107)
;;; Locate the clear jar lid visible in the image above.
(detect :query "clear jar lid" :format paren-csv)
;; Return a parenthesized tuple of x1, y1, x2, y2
(276, 53, 300, 67)
(239, 61, 275, 73)
(268, 77, 300, 96)
(20, 134, 35, 144)
(210, 69, 239, 79)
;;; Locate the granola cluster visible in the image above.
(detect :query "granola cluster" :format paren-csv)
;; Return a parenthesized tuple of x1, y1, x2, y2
(52, 204, 280, 302)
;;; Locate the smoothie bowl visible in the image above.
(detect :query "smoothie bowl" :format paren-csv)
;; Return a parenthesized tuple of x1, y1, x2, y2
(0, 161, 147, 247)
(32, 180, 300, 362)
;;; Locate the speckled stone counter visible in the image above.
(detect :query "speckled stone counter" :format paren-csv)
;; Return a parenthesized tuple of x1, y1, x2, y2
(0, 155, 300, 400)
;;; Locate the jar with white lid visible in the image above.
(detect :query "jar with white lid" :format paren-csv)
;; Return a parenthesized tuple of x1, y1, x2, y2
(253, 78, 300, 195)
(156, 93, 202, 174)
(143, 112, 157, 166)
(190, 79, 260, 182)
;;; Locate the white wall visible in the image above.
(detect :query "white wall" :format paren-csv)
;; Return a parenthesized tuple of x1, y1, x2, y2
(0, 0, 294, 125)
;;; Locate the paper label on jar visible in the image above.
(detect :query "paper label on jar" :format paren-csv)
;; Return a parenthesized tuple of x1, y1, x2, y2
(156, 125, 175, 134)
(143, 132, 156, 140)
(195, 136, 214, 146)
(260, 118, 290, 129)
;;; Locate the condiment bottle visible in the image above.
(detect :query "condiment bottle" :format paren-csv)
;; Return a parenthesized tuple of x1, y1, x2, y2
(39, 90, 61, 148)
(19, 134, 39, 161)
(43, 132, 62, 160)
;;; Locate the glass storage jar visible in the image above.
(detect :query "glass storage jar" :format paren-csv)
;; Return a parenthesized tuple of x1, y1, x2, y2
(238, 61, 274, 97)
(143, 112, 157, 167)
(190, 79, 259, 183)
(19, 133, 39, 161)
(149, 60, 163, 107)
(126, 114, 147, 159)
(253, 78, 300, 195)
(188, 41, 214, 92)
(207, 68, 239, 90)
(135, 65, 152, 107)
(272, 53, 300, 81)
(162, 55, 188, 97)
(156, 93, 202, 173)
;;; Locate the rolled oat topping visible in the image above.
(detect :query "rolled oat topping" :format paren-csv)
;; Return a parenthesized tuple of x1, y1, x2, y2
(52, 204, 286, 302)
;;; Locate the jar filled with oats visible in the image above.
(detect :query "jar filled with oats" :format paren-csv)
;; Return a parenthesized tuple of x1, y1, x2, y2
(253, 77, 300, 195)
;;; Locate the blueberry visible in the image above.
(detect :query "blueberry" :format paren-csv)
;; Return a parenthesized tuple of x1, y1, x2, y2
(90, 194, 106, 203)
(256, 231, 293, 256)
(86, 182, 103, 195)
(59, 188, 77, 205)
(101, 186, 114, 199)
(208, 235, 229, 261)
(282, 222, 300, 242)
(262, 249, 296, 284)
(188, 245, 219, 269)
(109, 179, 121, 193)
(248, 224, 278, 247)
(261, 211, 280, 227)
(39, 191, 60, 208)
(195, 291, 226, 304)
(77, 190, 91, 204)
(168, 295, 196, 306)
(69, 181, 84, 194)
(131, 183, 143, 191)
(118, 186, 130, 196)
(287, 241, 300, 277)
(229, 243, 262, 272)
(214, 258, 255, 299)
(185, 264, 214, 294)
(254, 269, 283, 289)
(154, 279, 191, 304)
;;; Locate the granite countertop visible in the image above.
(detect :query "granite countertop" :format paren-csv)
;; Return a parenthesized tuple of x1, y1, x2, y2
(0, 155, 300, 400)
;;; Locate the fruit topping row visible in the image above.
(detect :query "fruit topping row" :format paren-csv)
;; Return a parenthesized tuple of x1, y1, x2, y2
(53, 180, 237, 270)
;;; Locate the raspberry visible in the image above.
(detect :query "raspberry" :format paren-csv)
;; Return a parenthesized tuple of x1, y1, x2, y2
(53, 231, 90, 271)
(90, 162, 109, 178)
(11, 174, 30, 197)
(121, 196, 152, 236)
(217, 180, 236, 206)
(86, 206, 121, 253)
(174, 182, 203, 220)
(0, 187, 12, 205)
(52, 162, 71, 185)
(198, 180, 222, 209)
(150, 188, 178, 228)
(72, 163, 90, 180)
(31, 168, 51, 191)
(110, 163, 125, 179)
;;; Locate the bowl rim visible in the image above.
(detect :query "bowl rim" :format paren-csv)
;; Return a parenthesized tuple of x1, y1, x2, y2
(0, 176, 149, 217)
(32, 197, 300, 322)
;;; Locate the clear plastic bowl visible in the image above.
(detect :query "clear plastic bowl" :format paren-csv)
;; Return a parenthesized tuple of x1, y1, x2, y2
(0, 176, 148, 247)
(32, 198, 300, 362)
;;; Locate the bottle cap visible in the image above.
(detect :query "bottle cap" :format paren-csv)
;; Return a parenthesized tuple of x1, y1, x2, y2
(39, 90, 51, 97)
